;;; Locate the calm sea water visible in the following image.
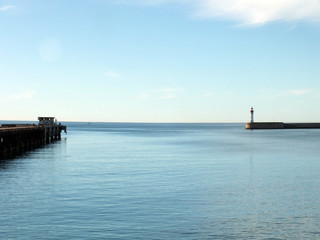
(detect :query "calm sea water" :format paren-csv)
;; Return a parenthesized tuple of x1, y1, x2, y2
(1, 122, 320, 239)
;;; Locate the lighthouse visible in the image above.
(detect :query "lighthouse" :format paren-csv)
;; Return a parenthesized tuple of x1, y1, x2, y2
(250, 107, 254, 123)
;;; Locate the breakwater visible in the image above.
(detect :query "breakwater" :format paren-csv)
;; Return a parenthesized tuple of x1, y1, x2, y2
(246, 122, 320, 129)
(0, 117, 66, 159)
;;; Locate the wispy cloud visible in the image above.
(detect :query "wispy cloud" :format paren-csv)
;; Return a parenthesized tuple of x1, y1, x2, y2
(39, 38, 63, 62)
(0, 5, 15, 11)
(126, 0, 320, 25)
(2, 89, 36, 101)
(255, 89, 312, 99)
(159, 92, 176, 99)
(104, 70, 120, 78)
(139, 93, 148, 99)
(8, 92, 34, 100)
(195, 0, 320, 25)
(290, 89, 310, 96)
(157, 87, 183, 99)
(139, 87, 183, 100)
(201, 91, 214, 98)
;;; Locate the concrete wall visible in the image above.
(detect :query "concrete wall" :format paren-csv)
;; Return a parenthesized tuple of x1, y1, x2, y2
(284, 123, 320, 128)
(246, 122, 284, 129)
(246, 122, 320, 129)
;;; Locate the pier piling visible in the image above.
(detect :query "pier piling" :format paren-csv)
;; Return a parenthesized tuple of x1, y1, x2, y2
(0, 117, 66, 159)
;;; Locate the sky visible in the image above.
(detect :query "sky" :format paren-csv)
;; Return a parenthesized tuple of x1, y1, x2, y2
(1, 0, 320, 122)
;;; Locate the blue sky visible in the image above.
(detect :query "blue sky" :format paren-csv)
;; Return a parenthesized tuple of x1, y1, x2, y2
(1, 0, 320, 122)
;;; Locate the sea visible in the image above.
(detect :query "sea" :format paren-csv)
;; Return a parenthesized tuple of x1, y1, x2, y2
(1, 122, 320, 239)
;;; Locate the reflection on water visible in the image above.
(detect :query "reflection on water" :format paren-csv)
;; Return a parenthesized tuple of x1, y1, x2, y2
(1, 123, 320, 239)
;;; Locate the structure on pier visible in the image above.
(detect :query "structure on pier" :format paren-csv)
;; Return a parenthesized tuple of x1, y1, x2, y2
(0, 117, 67, 159)
(250, 107, 254, 123)
(38, 117, 67, 142)
(245, 108, 320, 129)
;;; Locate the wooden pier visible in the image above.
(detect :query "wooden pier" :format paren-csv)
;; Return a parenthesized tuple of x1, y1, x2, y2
(0, 117, 66, 159)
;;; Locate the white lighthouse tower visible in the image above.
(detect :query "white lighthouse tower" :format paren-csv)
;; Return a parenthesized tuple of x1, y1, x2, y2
(250, 107, 254, 123)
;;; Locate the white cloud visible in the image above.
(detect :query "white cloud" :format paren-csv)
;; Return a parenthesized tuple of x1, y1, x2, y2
(195, 0, 320, 25)
(127, 0, 320, 25)
(0, 5, 15, 11)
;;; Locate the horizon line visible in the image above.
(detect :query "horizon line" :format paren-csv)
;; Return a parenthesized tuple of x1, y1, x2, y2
(0, 119, 244, 124)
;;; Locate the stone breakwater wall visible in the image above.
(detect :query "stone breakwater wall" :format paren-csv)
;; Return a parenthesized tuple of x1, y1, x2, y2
(284, 123, 320, 128)
(246, 122, 284, 129)
(246, 122, 320, 129)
